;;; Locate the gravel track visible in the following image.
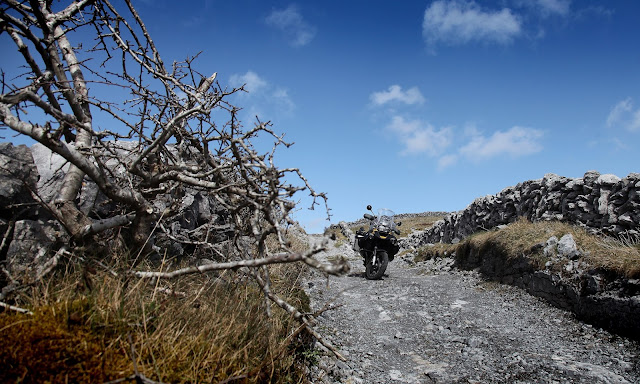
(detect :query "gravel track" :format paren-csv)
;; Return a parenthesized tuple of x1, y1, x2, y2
(305, 236, 640, 384)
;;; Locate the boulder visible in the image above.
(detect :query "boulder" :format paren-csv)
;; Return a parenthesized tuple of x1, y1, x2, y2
(557, 234, 579, 259)
(6, 219, 68, 279)
(0, 143, 38, 212)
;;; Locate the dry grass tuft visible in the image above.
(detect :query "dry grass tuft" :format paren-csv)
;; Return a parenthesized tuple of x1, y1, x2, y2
(323, 226, 347, 241)
(460, 217, 640, 278)
(1, 247, 313, 383)
(395, 214, 447, 238)
(265, 226, 310, 254)
(576, 230, 640, 278)
(414, 243, 457, 262)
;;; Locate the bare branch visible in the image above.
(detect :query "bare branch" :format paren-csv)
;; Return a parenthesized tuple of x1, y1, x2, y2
(250, 269, 346, 361)
(81, 213, 136, 237)
(0, 105, 146, 210)
(0, 301, 33, 315)
(131, 246, 347, 279)
(35, 245, 72, 281)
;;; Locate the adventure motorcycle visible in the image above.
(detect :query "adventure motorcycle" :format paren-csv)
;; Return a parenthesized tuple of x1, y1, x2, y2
(353, 205, 401, 280)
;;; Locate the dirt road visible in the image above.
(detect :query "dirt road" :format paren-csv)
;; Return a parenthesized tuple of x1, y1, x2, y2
(305, 236, 640, 384)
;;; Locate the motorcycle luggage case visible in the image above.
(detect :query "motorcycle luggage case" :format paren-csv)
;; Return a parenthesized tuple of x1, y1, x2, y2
(353, 235, 361, 252)
(353, 230, 367, 252)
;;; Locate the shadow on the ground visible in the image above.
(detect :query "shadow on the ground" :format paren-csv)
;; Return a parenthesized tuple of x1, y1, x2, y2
(347, 271, 390, 280)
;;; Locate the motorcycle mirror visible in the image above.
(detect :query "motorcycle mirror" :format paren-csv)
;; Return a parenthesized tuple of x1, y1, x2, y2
(366, 205, 372, 211)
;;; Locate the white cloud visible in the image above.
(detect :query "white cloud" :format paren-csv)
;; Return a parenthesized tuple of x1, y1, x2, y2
(265, 5, 316, 47)
(229, 71, 295, 118)
(423, 0, 521, 49)
(607, 98, 640, 132)
(387, 116, 452, 156)
(459, 126, 544, 160)
(384, 116, 543, 168)
(515, 0, 571, 16)
(535, 0, 571, 15)
(229, 70, 267, 93)
(272, 88, 295, 115)
(633, 111, 640, 132)
(370, 85, 426, 106)
(437, 154, 458, 170)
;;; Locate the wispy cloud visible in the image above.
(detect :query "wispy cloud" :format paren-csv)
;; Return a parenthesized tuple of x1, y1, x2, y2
(384, 117, 544, 169)
(535, 0, 571, 15)
(229, 71, 267, 93)
(423, 0, 521, 51)
(387, 116, 452, 156)
(370, 85, 426, 106)
(372, 85, 543, 169)
(265, 4, 316, 47)
(606, 98, 640, 132)
(515, 0, 571, 17)
(437, 154, 458, 170)
(271, 88, 295, 115)
(229, 71, 295, 118)
(459, 126, 544, 160)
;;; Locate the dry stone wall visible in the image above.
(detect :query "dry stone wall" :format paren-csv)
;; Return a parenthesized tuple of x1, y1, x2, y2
(404, 171, 640, 247)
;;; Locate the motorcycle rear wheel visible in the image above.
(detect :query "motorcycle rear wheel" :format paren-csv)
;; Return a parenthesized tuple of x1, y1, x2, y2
(365, 250, 388, 280)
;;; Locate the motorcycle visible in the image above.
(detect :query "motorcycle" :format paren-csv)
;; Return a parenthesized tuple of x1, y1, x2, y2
(354, 205, 401, 280)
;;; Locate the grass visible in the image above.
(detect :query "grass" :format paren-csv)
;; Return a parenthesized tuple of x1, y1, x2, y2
(0, 233, 314, 383)
(414, 243, 458, 262)
(454, 218, 640, 278)
(394, 214, 447, 238)
(323, 226, 348, 242)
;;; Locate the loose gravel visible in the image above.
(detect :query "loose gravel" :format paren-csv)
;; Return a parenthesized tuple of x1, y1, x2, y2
(305, 236, 640, 384)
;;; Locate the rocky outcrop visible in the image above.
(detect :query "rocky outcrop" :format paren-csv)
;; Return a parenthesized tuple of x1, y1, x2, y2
(337, 221, 355, 243)
(403, 171, 640, 247)
(0, 142, 233, 281)
(0, 143, 39, 212)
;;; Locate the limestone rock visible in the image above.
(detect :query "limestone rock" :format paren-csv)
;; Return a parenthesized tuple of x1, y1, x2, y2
(1, 142, 236, 273)
(6, 219, 68, 278)
(557, 234, 579, 259)
(0, 143, 38, 211)
(404, 171, 640, 247)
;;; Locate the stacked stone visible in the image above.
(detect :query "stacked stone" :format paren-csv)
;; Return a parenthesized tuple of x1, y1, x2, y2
(407, 171, 640, 246)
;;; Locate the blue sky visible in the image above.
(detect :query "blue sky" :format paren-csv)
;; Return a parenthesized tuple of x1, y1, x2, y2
(4, 0, 640, 233)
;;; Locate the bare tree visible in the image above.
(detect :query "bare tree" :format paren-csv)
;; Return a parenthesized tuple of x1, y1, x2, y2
(1, 0, 327, 247)
(1, 0, 345, 357)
